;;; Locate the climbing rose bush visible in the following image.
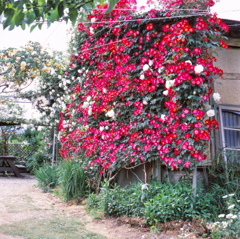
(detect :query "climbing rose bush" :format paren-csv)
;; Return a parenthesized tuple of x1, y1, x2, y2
(58, 0, 228, 176)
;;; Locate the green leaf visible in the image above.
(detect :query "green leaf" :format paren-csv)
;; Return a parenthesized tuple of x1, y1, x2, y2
(8, 23, 15, 31)
(14, 11, 25, 26)
(21, 24, 26, 30)
(57, 1, 64, 18)
(105, 0, 119, 14)
(30, 23, 38, 32)
(38, 0, 46, 6)
(48, 9, 58, 22)
(4, 8, 15, 18)
(38, 23, 43, 30)
(26, 11, 36, 24)
(69, 8, 78, 25)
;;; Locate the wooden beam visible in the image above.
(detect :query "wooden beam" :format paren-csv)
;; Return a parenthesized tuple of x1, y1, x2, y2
(225, 37, 240, 47)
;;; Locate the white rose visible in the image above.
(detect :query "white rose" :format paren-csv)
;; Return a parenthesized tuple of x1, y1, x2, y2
(140, 74, 145, 80)
(165, 80, 175, 89)
(82, 102, 89, 108)
(158, 67, 164, 74)
(90, 27, 94, 34)
(163, 90, 168, 96)
(88, 108, 92, 116)
(161, 114, 166, 121)
(143, 64, 149, 71)
(213, 93, 221, 102)
(148, 60, 153, 66)
(143, 100, 148, 105)
(206, 109, 215, 117)
(99, 126, 104, 131)
(91, 17, 96, 23)
(106, 109, 115, 118)
(194, 64, 204, 74)
(86, 96, 91, 102)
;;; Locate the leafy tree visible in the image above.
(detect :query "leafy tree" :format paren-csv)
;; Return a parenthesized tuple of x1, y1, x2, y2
(0, 0, 119, 30)
(0, 41, 70, 127)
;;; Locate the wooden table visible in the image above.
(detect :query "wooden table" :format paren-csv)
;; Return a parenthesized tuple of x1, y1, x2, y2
(0, 156, 23, 177)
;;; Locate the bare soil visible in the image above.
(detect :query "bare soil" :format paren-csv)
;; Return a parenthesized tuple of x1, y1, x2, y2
(0, 174, 210, 239)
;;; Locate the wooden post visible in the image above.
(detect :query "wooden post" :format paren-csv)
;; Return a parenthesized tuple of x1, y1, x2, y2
(192, 167, 197, 197)
(51, 127, 56, 166)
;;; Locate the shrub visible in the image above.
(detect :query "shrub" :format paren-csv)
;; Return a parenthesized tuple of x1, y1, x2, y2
(211, 193, 240, 239)
(143, 182, 218, 224)
(35, 164, 59, 192)
(59, 160, 90, 202)
(87, 180, 220, 224)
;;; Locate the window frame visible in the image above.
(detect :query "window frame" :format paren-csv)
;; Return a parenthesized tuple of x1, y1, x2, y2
(218, 104, 240, 164)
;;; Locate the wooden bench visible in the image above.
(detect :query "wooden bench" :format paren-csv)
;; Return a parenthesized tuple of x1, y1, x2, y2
(0, 156, 23, 177)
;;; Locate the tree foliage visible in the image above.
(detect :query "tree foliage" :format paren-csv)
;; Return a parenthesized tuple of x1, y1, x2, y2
(0, 0, 119, 30)
(0, 41, 70, 128)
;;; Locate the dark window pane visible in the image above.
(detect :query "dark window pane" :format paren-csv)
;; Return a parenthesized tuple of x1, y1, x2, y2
(222, 110, 240, 128)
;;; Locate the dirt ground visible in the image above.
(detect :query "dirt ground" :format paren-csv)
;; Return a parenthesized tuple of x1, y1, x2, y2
(0, 174, 209, 239)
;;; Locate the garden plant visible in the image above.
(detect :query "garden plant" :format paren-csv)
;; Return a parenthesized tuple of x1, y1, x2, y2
(58, 0, 228, 187)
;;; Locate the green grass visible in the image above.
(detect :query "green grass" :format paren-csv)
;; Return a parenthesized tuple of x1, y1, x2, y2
(0, 215, 106, 239)
(0, 195, 39, 213)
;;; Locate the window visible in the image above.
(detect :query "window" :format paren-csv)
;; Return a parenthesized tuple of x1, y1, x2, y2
(219, 105, 240, 163)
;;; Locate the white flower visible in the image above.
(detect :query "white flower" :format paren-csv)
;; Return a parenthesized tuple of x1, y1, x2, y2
(86, 96, 91, 102)
(105, 126, 109, 130)
(58, 75, 62, 79)
(106, 109, 115, 118)
(206, 109, 215, 117)
(185, 60, 192, 65)
(228, 193, 235, 197)
(213, 93, 221, 102)
(91, 17, 96, 23)
(148, 60, 153, 66)
(141, 184, 148, 190)
(218, 214, 225, 218)
(194, 64, 204, 74)
(90, 27, 94, 34)
(163, 90, 168, 96)
(103, 88, 107, 93)
(88, 108, 92, 116)
(228, 204, 235, 209)
(143, 100, 148, 105)
(99, 126, 104, 131)
(158, 67, 164, 74)
(166, 80, 175, 89)
(143, 64, 149, 71)
(82, 102, 89, 108)
(140, 74, 145, 80)
(226, 213, 235, 219)
(161, 114, 166, 121)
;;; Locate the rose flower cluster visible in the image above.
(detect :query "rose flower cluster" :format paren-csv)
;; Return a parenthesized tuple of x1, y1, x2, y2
(58, 0, 228, 175)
